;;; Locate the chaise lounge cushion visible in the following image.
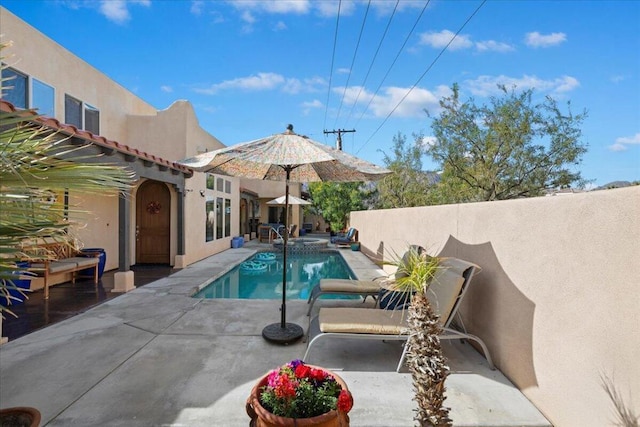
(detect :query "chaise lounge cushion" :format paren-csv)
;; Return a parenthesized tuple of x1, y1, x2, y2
(319, 307, 408, 335)
(317, 279, 381, 293)
(30, 257, 99, 274)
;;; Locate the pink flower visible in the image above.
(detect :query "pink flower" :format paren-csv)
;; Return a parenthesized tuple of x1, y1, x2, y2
(266, 370, 280, 388)
(274, 374, 297, 399)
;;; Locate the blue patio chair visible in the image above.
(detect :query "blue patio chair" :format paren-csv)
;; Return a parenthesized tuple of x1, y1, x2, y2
(331, 227, 358, 244)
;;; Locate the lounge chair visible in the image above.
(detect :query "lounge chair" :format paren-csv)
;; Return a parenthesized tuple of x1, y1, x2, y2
(306, 278, 384, 316)
(303, 257, 495, 372)
(331, 227, 358, 245)
(306, 245, 425, 316)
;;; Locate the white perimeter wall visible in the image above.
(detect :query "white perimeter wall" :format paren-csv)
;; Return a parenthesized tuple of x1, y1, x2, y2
(351, 186, 639, 426)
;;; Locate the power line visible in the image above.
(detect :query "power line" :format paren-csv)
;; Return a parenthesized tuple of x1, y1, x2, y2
(343, 0, 400, 128)
(352, 0, 430, 130)
(356, 0, 487, 155)
(332, 0, 371, 129)
(323, 0, 342, 131)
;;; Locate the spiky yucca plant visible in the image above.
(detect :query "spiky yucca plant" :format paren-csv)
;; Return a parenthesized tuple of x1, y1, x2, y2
(386, 246, 452, 426)
(1, 41, 135, 318)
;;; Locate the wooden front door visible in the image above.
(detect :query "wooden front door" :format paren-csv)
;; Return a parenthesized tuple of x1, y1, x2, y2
(136, 180, 171, 264)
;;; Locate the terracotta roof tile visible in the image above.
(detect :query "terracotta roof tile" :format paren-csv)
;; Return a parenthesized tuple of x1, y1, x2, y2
(1, 100, 193, 176)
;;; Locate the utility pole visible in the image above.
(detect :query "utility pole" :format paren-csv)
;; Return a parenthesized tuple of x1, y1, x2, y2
(323, 128, 355, 151)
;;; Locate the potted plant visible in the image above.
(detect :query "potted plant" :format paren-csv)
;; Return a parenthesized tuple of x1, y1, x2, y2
(246, 359, 353, 426)
(0, 407, 41, 427)
(385, 246, 452, 426)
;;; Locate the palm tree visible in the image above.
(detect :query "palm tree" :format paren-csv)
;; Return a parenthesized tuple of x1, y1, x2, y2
(1, 42, 134, 318)
(386, 246, 452, 426)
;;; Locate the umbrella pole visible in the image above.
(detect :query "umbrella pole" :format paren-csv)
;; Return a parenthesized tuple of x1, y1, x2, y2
(280, 177, 289, 328)
(262, 167, 304, 344)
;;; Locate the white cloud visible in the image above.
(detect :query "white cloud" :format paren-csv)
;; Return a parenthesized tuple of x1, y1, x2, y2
(282, 78, 304, 94)
(314, 1, 355, 17)
(419, 30, 473, 50)
(190, 1, 204, 15)
(465, 74, 580, 97)
(475, 40, 515, 53)
(99, 0, 150, 24)
(336, 84, 451, 118)
(99, 1, 130, 24)
(194, 72, 285, 95)
(525, 31, 567, 48)
(608, 143, 628, 152)
(419, 30, 513, 53)
(418, 135, 437, 148)
(301, 99, 323, 115)
(241, 10, 256, 24)
(337, 68, 351, 74)
(161, 85, 173, 93)
(610, 75, 625, 83)
(228, 0, 310, 15)
(193, 73, 325, 96)
(273, 21, 287, 31)
(609, 133, 640, 151)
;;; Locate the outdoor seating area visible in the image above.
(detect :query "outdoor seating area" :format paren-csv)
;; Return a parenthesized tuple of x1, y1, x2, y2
(304, 256, 495, 372)
(0, 237, 551, 426)
(330, 227, 359, 246)
(20, 241, 101, 300)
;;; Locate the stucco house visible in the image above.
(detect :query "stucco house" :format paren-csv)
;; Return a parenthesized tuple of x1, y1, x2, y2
(0, 7, 306, 292)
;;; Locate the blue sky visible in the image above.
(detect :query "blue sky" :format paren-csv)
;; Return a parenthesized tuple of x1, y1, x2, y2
(4, 0, 639, 187)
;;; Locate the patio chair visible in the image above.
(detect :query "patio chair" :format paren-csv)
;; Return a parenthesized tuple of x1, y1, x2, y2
(306, 245, 425, 316)
(303, 257, 495, 372)
(331, 227, 358, 245)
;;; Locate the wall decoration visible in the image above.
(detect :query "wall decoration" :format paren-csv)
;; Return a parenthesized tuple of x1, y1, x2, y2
(146, 201, 161, 214)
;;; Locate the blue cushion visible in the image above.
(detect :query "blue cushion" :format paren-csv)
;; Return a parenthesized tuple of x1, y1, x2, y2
(378, 289, 414, 310)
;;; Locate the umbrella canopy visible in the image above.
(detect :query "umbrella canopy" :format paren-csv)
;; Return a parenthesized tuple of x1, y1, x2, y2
(178, 125, 391, 344)
(267, 195, 311, 206)
(179, 125, 391, 183)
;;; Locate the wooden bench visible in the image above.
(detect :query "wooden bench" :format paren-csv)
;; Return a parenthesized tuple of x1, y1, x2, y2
(23, 241, 100, 300)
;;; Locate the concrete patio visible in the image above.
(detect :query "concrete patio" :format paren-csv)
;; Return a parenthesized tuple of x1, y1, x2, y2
(0, 240, 551, 426)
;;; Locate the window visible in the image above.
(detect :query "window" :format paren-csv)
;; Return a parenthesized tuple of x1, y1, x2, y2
(84, 104, 100, 134)
(32, 78, 55, 117)
(205, 200, 215, 242)
(216, 197, 223, 239)
(1, 68, 28, 109)
(225, 199, 231, 237)
(64, 94, 100, 133)
(203, 174, 235, 243)
(0, 68, 55, 116)
(65, 95, 82, 128)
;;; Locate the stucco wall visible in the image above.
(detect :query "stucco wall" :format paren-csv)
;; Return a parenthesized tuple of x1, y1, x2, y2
(1, 8, 157, 141)
(127, 100, 225, 162)
(350, 186, 640, 426)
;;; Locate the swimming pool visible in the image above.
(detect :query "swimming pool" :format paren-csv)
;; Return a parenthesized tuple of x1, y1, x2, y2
(194, 250, 357, 300)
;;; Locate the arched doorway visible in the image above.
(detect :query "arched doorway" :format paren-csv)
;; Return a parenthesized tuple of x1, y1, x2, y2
(136, 180, 171, 264)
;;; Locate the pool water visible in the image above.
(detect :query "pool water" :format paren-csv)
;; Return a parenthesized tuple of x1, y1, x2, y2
(194, 251, 358, 300)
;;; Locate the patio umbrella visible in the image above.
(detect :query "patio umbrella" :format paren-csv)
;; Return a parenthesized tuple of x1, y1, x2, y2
(268, 195, 310, 232)
(179, 124, 391, 343)
(266, 195, 311, 206)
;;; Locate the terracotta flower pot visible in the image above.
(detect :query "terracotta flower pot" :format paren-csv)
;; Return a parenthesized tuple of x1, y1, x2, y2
(0, 407, 41, 427)
(246, 365, 351, 427)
